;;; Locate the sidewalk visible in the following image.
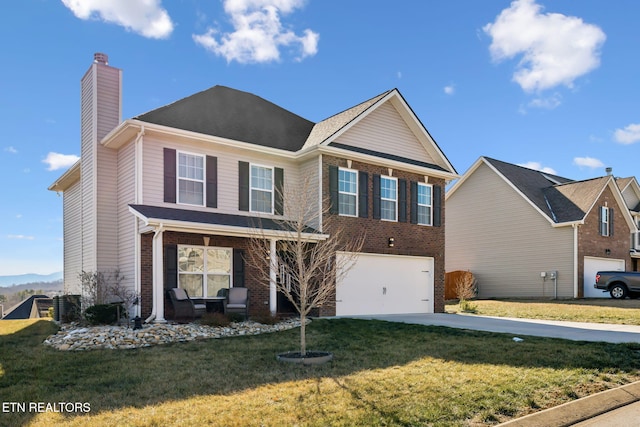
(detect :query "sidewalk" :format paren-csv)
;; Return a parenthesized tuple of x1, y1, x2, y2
(498, 381, 640, 426)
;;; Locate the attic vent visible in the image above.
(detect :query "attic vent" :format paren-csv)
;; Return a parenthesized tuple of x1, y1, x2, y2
(606, 167, 613, 176)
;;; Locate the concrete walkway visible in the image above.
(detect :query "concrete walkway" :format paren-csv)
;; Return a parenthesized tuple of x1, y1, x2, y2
(353, 312, 640, 343)
(344, 313, 640, 425)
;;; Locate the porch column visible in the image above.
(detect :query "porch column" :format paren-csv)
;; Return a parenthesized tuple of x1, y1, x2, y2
(269, 238, 277, 316)
(153, 225, 166, 323)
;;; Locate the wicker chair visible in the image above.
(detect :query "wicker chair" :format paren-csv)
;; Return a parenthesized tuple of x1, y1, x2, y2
(168, 288, 206, 320)
(224, 287, 249, 319)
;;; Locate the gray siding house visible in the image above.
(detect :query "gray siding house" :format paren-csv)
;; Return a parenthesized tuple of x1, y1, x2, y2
(446, 157, 640, 299)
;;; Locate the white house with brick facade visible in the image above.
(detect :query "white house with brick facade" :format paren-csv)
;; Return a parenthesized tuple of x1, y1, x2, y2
(49, 53, 458, 322)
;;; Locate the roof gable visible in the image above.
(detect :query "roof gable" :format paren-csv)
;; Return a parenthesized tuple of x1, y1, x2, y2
(448, 157, 636, 227)
(135, 85, 315, 152)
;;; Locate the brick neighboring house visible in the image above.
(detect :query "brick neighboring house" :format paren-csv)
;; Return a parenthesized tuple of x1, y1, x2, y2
(49, 53, 458, 322)
(446, 157, 640, 299)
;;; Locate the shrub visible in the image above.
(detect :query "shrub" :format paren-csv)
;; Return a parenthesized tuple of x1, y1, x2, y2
(84, 304, 122, 325)
(199, 312, 232, 327)
(250, 309, 281, 325)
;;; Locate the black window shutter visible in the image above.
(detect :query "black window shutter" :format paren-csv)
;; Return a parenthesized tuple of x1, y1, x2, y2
(398, 179, 407, 223)
(163, 148, 176, 203)
(165, 244, 178, 291)
(358, 171, 369, 218)
(609, 208, 614, 237)
(233, 249, 245, 287)
(329, 165, 338, 214)
(238, 161, 250, 211)
(206, 156, 217, 208)
(410, 181, 418, 224)
(373, 174, 381, 220)
(433, 185, 442, 227)
(274, 167, 284, 215)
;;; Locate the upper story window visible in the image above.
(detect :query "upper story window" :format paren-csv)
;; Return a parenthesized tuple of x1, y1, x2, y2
(417, 183, 433, 225)
(380, 176, 397, 221)
(178, 152, 204, 206)
(600, 206, 612, 237)
(338, 168, 358, 217)
(250, 164, 273, 213)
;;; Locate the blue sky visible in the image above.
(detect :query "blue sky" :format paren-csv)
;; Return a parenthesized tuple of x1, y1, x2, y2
(1, 0, 639, 275)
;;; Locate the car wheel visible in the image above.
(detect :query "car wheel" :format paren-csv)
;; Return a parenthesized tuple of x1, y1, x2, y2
(610, 284, 627, 299)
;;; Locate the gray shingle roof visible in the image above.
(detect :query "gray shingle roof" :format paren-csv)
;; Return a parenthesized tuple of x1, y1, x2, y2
(484, 157, 616, 224)
(136, 85, 315, 152)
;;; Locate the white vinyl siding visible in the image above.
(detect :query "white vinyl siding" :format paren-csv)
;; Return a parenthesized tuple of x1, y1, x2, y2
(336, 102, 437, 166)
(117, 142, 136, 292)
(446, 162, 575, 298)
(63, 180, 82, 295)
(141, 134, 300, 219)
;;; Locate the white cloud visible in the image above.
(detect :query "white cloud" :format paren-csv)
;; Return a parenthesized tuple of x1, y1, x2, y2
(43, 152, 80, 171)
(61, 0, 173, 39)
(613, 123, 640, 145)
(7, 234, 35, 240)
(527, 93, 562, 110)
(193, 0, 319, 64)
(483, 0, 605, 92)
(573, 156, 604, 169)
(444, 84, 455, 95)
(518, 161, 557, 174)
(4, 146, 17, 154)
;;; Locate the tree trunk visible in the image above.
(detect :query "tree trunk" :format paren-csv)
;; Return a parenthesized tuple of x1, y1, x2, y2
(300, 313, 306, 356)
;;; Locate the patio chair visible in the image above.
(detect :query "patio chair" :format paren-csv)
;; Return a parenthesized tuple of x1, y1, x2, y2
(224, 287, 249, 319)
(168, 288, 206, 320)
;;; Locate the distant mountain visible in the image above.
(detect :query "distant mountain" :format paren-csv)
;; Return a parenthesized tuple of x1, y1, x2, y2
(0, 272, 63, 287)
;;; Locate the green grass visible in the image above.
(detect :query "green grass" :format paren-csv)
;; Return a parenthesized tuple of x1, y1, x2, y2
(446, 299, 640, 325)
(1, 316, 640, 426)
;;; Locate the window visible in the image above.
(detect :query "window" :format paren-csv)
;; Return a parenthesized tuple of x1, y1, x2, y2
(380, 176, 397, 221)
(178, 152, 204, 205)
(417, 183, 432, 225)
(250, 164, 273, 213)
(600, 206, 610, 236)
(178, 246, 232, 298)
(338, 168, 358, 216)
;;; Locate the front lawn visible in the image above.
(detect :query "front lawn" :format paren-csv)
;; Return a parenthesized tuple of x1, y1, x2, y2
(1, 318, 640, 426)
(446, 299, 640, 325)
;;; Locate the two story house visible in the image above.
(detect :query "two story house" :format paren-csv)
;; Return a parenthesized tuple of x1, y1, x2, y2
(446, 157, 640, 299)
(49, 53, 458, 322)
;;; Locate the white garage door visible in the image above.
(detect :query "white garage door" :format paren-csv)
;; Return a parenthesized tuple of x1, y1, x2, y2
(335, 252, 434, 316)
(583, 256, 625, 298)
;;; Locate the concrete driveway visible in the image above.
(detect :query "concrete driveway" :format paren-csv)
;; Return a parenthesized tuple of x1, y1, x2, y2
(347, 313, 640, 344)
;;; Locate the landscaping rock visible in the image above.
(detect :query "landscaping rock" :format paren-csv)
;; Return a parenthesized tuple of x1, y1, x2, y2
(43, 319, 302, 351)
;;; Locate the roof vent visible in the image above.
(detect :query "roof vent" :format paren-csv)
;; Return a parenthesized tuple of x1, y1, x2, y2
(94, 52, 109, 65)
(606, 167, 613, 176)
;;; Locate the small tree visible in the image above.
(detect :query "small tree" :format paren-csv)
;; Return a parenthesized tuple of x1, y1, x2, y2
(79, 269, 139, 322)
(455, 271, 477, 313)
(246, 176, 364, 356)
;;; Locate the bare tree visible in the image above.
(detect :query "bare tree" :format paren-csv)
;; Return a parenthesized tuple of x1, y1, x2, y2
(246, 175, 364, 356)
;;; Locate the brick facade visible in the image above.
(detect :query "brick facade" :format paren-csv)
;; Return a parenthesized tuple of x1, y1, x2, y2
(322, 155, 446, 313)
(577, 185, 633, 297)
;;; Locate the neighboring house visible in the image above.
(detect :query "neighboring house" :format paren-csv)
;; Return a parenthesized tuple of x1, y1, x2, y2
(49, 53, 458, 322)
(446, 157, 640, 299)
(1, 295, 51, 320)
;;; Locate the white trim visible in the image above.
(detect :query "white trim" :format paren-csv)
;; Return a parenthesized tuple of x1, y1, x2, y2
(380, 175, 398, 222)
(417, 182, 433, 226)
(177, 150, 206, 207)
(249, 163, 274, 215)
(338, 167, 358, 217)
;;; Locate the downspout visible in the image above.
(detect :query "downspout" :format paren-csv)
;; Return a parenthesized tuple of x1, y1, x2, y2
(133, 126, 144, 317)
(573, 223, 579, 298)
(145, 223, 165, 323)
(269, 238, 278, 316)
